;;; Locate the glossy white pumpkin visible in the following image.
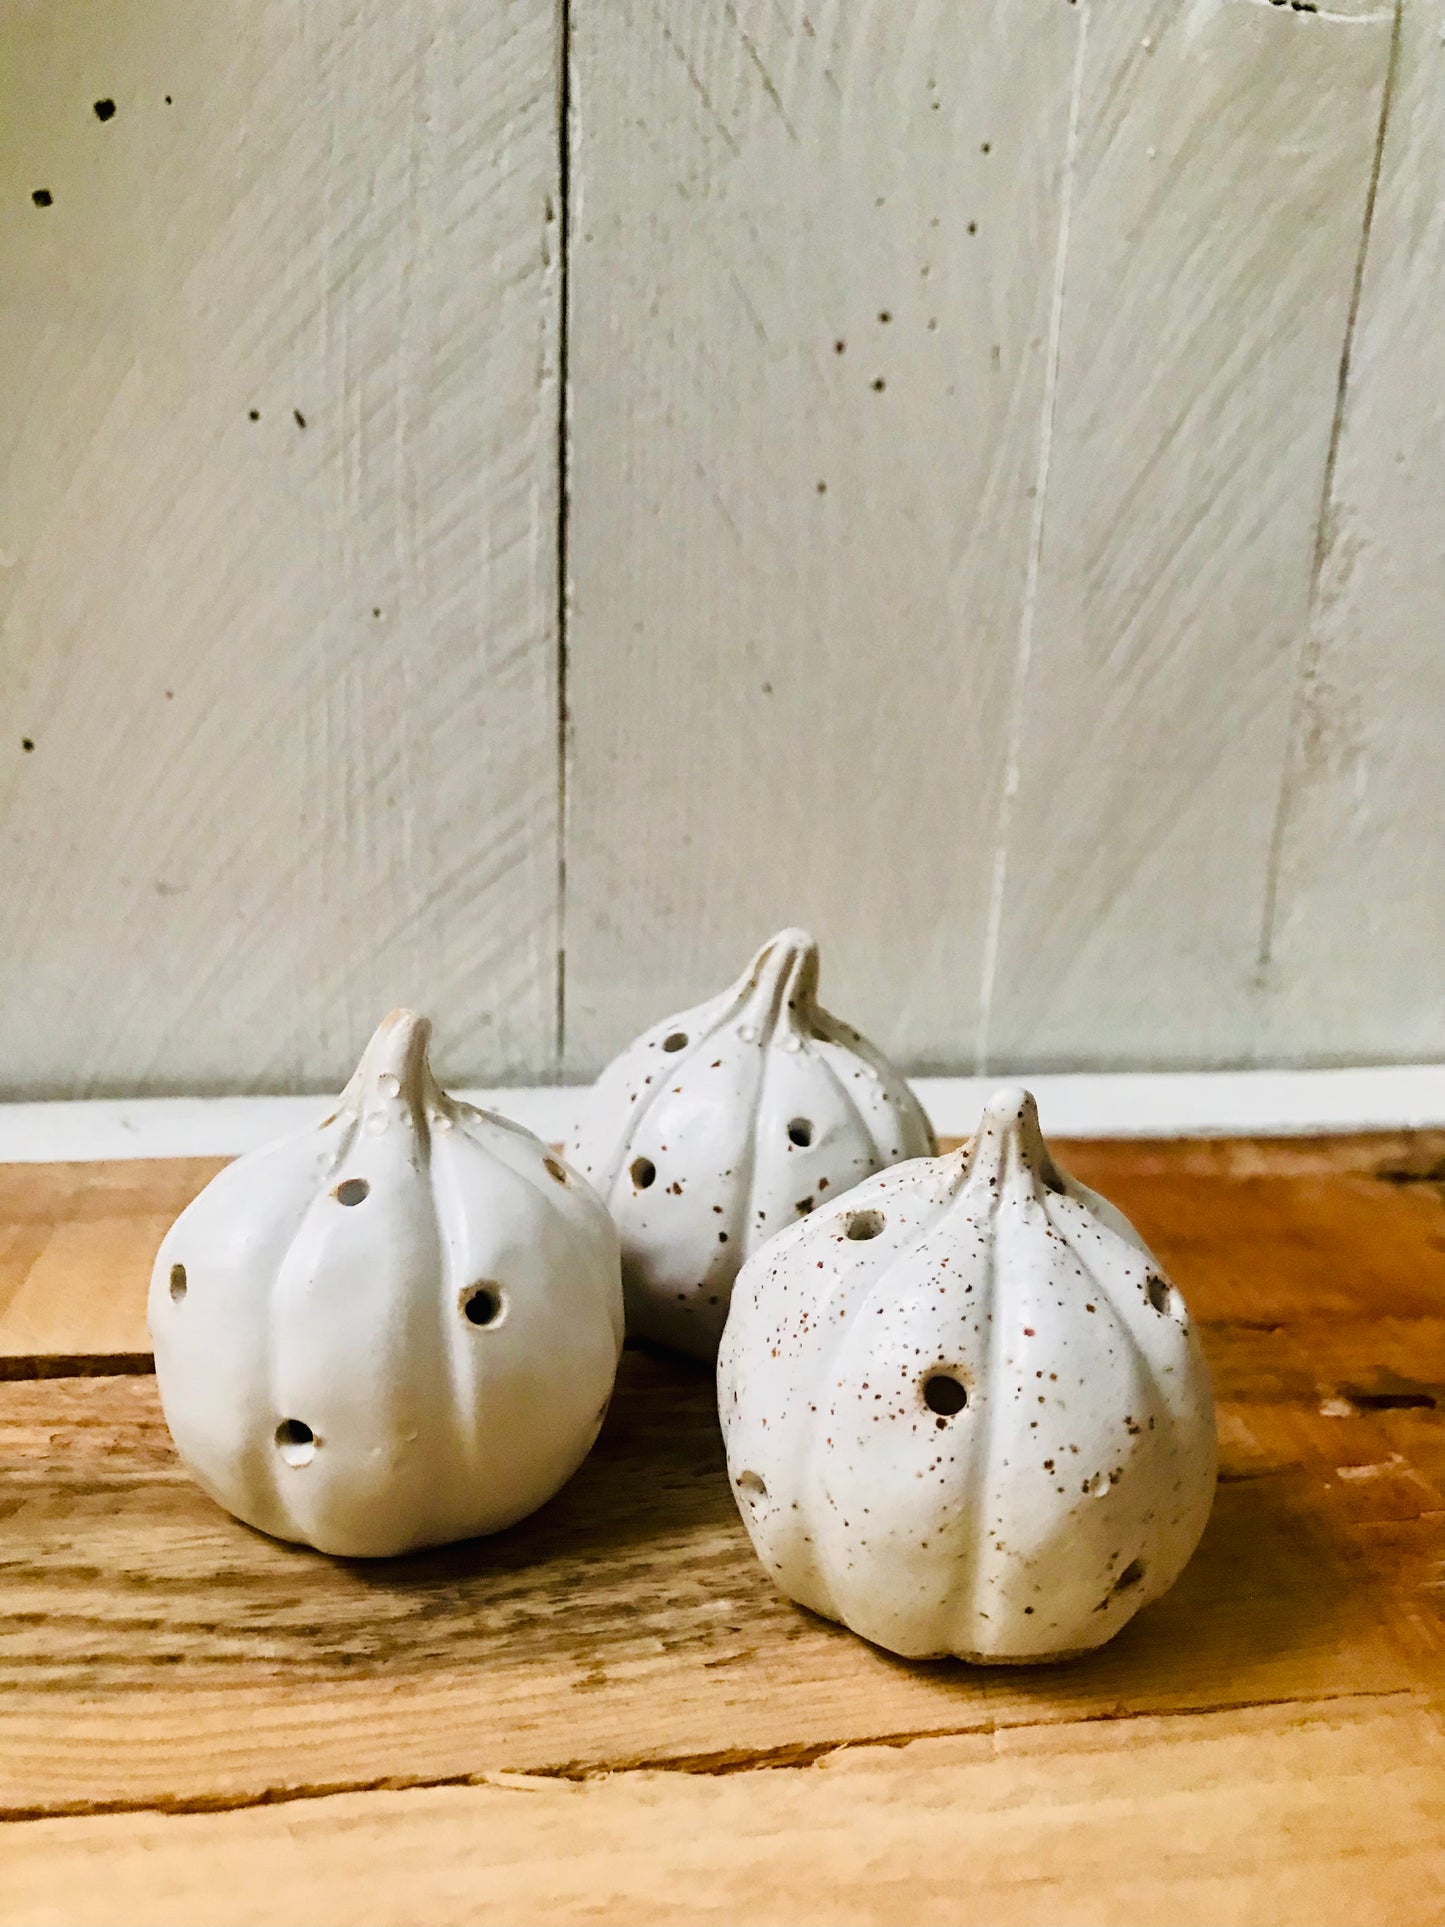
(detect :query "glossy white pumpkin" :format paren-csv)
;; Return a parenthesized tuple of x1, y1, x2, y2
(718, 1086, 1216, 1662)
(149, 1009, 623, 1557)
(567, 929, 935, 1360)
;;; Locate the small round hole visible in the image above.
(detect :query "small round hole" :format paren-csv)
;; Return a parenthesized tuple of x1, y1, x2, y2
(630, 1156, 657, 1189)
(275, 1419, 316, 1467)
(169, 1263, 187, 1303)
(736, 1469, 767, 1503)
(922, 1373, 968, 1416)
(334, 1178, 370, 1207)
(787, 1117, 813, 1147)
(662, 1031, 688, 1052)
(543, 1155, 568, 1185)
(845, 1208, 885, 1241)
(462, 1283, 502, 1327)
(1113, 1558, 1145, 1593)
(1145, 1275, 1172, 1315)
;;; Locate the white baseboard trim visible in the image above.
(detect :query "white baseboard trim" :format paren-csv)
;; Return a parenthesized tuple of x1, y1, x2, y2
(0, 1065, 1441, 1163)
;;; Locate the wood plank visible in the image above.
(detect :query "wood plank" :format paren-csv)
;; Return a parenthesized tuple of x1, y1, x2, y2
(564, 0, 1081, 1073)
(0, 0, 560, 1096)
(6, 1134, 1443, 1363)
(0, 1135, 1440, 1813)
(0, 1361, 1429, 1807)
(2, 1696, 1442, 1926)
(0, 1161, 222, 1365)
(982, 0, 1397, 1072)
(1262, 0, 1445, 1063)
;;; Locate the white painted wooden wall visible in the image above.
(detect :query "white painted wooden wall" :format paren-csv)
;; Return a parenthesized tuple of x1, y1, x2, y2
(1, 0, 1440, 1096)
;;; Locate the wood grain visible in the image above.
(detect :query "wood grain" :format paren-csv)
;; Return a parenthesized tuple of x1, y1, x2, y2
(563, 0, 1081, 1073)
(2, 4, 1443, 1097)
(0, 0, 561, 1097)
(560, 0, 1439, 1080)
(3, 2, 1444, 1092)
(1263, 0, 1445, 1063)
(3, 1696, 1443, 1927)
(0, 1135, 1442, 1825)
(981, 0, 1398, 1072)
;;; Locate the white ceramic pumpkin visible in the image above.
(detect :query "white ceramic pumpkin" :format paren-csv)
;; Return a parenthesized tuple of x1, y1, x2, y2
(717, 1086, 1216, 1661)
(567, 928, 935, 1360)
(149, 1009, 623, 1557)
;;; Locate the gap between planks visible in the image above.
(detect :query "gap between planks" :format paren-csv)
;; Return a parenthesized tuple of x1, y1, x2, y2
(0, 1685, 1426, 1827)
(6, 1693, 1443, 1927)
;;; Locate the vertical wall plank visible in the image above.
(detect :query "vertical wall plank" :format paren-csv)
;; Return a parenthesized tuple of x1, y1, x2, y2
(981, 0, 1396, 1073)
(0, 1, 560, 1094)
(1262, 0, 1445, 1063)
(3, 0, 1434, 1090)
(565, 0, 1081, 1073)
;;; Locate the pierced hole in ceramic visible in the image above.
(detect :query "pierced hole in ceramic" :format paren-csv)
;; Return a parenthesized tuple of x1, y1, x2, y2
(844, 1208, 885, 1241)
(662, 1031, 688, 1052)
(543, 1156, 568, 1185)
(333, 1178, 370, 1207)
(1112, 1558, 1145, 1593)
(1145, 1274, 1172, 1315)
(922, 1372, 968, 1417)
(462, 1283, 503, 1328)
(630, 1156, 657, 1190)
(787, 1117, 814, 1148)
(736, 1469, 767, 1504)
(168, 1263, 187, 1303)
(275, 1418, 317, 1467)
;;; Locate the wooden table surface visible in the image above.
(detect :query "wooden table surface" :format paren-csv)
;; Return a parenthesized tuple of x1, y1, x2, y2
(1, 1136, 1443, 1925)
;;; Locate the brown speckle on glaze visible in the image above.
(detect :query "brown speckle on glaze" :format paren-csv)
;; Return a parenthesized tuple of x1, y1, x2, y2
(716, 1085, 1217, 1665)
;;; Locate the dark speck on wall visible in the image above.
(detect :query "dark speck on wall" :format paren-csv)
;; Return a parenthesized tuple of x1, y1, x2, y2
(761, 682, 773, 695)
(293, 409, 307, 429)
(871, 377, 886, 392)
(248, 409, 260, 421)
(164, 94, 173, 104)
(372, 608, 383, 619)
(31, 189, 52, 207)
(93, 98, 116, 121)
(21, 738, 34, 753)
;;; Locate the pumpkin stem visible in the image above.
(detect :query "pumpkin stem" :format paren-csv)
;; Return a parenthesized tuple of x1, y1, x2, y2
(735, 927, 821, 1037)
(342, 1008, 444, 1134)
(953, 1086, 1069, 1201)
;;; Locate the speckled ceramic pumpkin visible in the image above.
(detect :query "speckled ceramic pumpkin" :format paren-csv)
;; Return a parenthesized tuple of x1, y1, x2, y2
(567, 928, 935, 1360)
(717, 1086, 1216, 1662)
(149, 1009, 623, 1558)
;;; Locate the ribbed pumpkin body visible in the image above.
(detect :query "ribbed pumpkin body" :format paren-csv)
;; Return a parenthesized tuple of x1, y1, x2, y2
(149, 1011, 623, 1557)
(717, 1088, 1216, 1661)
(568, 929, 935, 1360)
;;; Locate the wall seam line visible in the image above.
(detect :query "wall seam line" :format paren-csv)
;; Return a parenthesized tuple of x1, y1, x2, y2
(554, 0, 573, 1077)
